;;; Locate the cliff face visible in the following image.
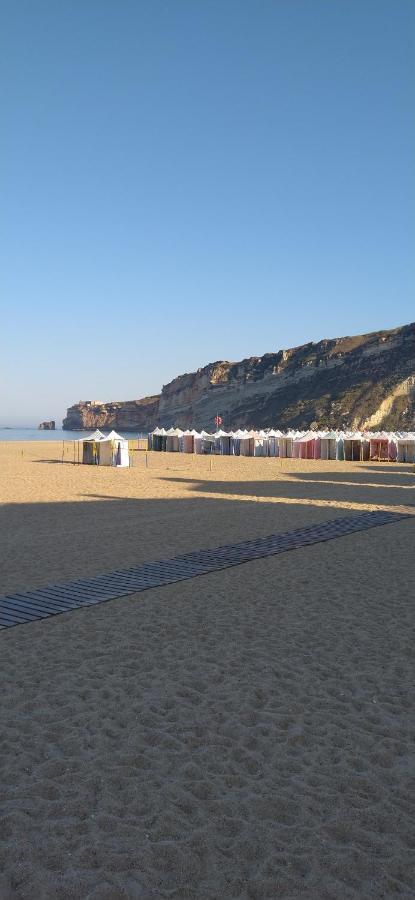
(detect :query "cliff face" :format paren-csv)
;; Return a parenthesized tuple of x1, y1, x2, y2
(63, 322, 415, 432)
(63, 396, 160, 432)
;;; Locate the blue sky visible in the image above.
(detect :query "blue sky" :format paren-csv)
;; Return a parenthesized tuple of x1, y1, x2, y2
(1, 0, 414, 424)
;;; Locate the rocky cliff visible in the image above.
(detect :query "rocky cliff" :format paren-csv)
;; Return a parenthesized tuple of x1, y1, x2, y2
(63, 322, 415, 432)
(63, 396, 160, 433)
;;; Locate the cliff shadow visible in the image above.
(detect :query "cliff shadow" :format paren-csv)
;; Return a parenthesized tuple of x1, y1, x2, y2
(0, 493, 336, 597)
(283, 468, 415, 488)
(161, 470, 415, 511)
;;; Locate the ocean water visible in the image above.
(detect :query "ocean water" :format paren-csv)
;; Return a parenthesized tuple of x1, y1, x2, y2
(0, 428, 147, 442)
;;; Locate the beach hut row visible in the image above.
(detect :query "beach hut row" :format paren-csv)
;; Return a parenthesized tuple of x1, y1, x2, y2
(148, 428, 415, 463)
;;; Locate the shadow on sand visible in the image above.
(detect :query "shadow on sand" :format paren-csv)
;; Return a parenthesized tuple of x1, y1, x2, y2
(1, 460, 414, 600)
(161, 472, 415, 507)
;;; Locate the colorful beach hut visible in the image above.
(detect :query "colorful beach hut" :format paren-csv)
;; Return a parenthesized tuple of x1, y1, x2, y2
(266, 429, 281, 457)
(239, 430, 256, 457)
(278, 431, 298, 458)
(336, 433, 345, 461)
(395, 433, 415, 463)
(180, 429, 199, 453)
(148, 427, 167, 451)
(294, 431, 319, 460)
(319, 431, 338, 460)
(343, 431, 365, 462)
(214, 430, 232, 455)
(194, 431, 215, 454)
(254, 430, 269, 457)
(229, 429, 246, 456)
(369, 432, 391, 461)
(165, 428, 183, 452)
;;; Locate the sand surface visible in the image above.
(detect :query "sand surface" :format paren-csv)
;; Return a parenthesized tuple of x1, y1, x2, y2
(1, 442, 414, 898)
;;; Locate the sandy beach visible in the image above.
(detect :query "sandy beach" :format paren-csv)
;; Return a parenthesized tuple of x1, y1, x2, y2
(1, 441, 414, 898)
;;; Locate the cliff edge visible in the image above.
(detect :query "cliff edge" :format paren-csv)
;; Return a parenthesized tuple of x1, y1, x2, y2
(63, 322, 415, 432)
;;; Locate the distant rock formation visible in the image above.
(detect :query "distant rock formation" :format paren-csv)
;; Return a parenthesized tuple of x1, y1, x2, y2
(38, 420, 55, 430)
(63, 322, 415, 432)
(63, 397, 160, 433)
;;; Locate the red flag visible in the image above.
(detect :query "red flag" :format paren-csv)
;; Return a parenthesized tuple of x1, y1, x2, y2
(214, 415, 223, 427)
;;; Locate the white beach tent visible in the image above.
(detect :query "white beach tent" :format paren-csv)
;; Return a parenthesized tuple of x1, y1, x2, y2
(98, 430, 129, 467)
(79, 430, 107, 464)
(83, 429, 106, 441)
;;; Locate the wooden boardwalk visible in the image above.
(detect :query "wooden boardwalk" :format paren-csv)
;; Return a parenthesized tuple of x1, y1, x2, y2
(0, 510, 409, 630)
